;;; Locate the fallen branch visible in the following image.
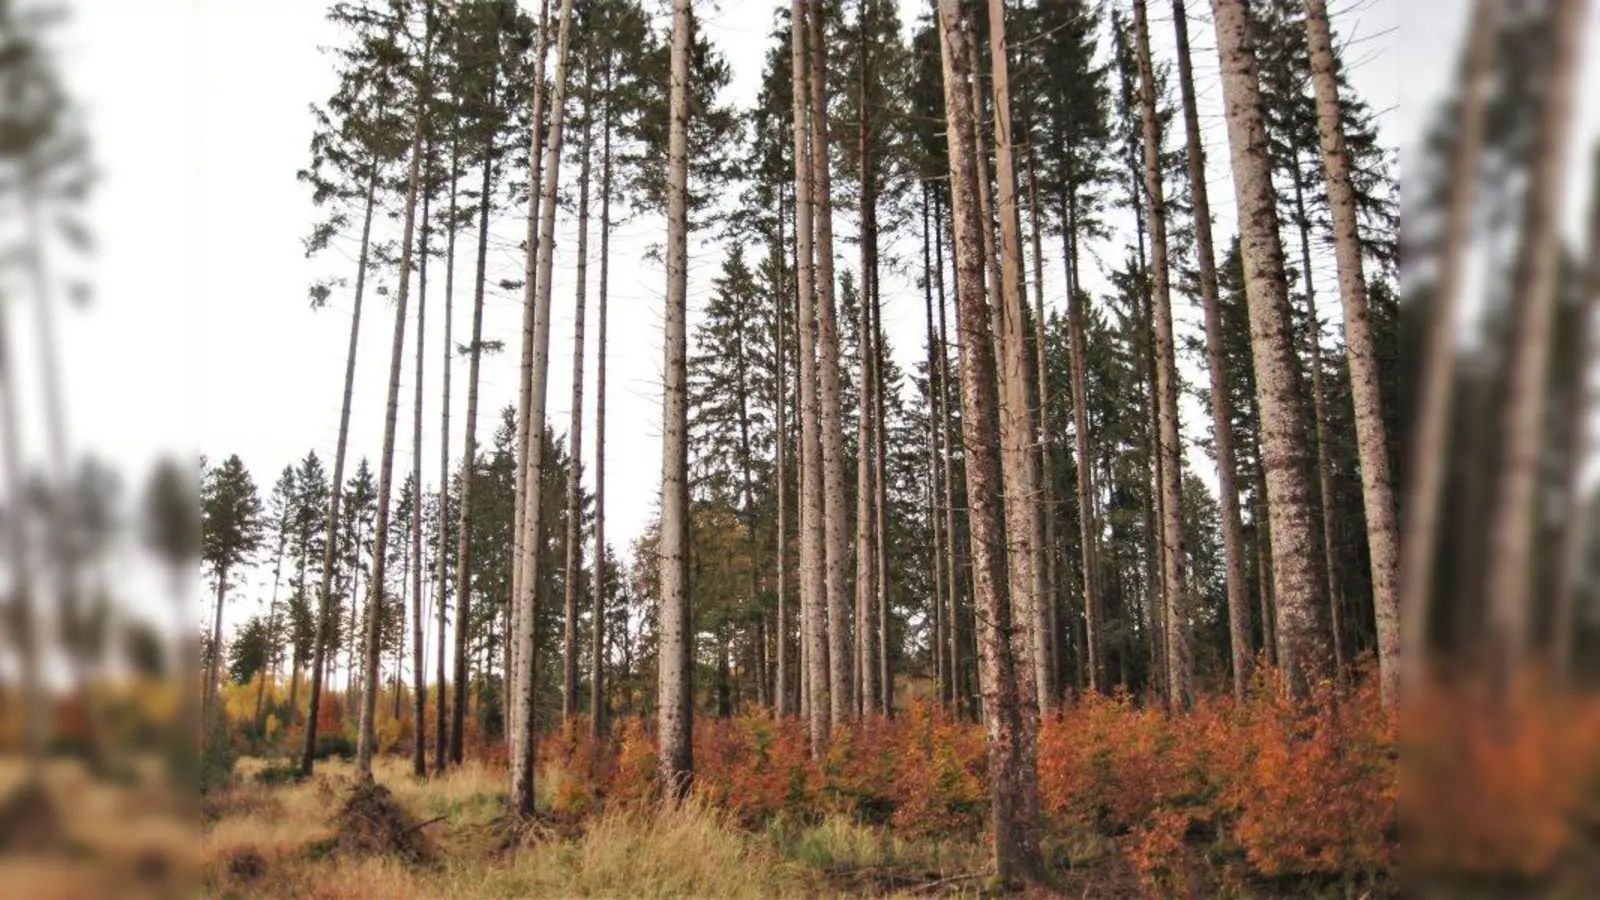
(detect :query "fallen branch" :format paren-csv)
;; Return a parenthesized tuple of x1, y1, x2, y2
(402, 815, 447, 835)
(910, 870, 990, 894)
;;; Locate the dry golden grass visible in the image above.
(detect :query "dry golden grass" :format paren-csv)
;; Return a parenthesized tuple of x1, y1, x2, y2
(0, 755, 197, 900)
(195, 754, 1008, 899)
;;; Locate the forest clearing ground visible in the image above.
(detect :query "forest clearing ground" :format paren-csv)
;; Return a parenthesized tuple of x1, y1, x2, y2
(200, 754, 1165, 898)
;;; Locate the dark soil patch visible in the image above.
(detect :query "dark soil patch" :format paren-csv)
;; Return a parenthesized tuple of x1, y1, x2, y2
(315, 781, 436, 865)
(226, 848, 268, 882)
(0, 779, 69, 855)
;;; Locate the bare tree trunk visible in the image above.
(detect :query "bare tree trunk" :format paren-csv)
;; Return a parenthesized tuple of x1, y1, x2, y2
(1132, 0, 1191, 710)
(562, 89, 595, 728)
(300, 159, 379, 777)
(254, 529, 287, 744)
(791, 0, 830, 755)
(592, 64, 615, 741)
(1025, 147, 1060, 705)
(939, 1, 1044, 884)
(872, 269, 893, 717)
(935, 195, 967, 717)
(509, 0, 553, 729)
(357, 19, 433, 781)
(1302, 0, 1402, 703)
(922, 183, 950, 708)
(1553, 148, 1600, 683)
(1061, 194, 1101, 692)
(1482, 0, 1586, 683)
(657, 0, 695, 801)
(854, 263, 878, 717)
(410, 138, 433, 779)
(452, 90, 497, 767)
(774, 183, 792, 719)
(806, 0, 853, 728)
(986, 0, 1051, 715)
(510, 0, 574, 817)
(1400, 0, 1499, 697)
(1290, 162, 1346, 686)
(0, 297, 43, 779)
(1209, 0, 1330, 699)
(1168, 0, 1252, 699)
(434, 135, 459, 775)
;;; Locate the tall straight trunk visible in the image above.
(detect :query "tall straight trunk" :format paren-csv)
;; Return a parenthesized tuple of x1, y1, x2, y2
(657, 0, 694, 801)
(791, 0, 830, 754)
(935, 193, 967, 717)
(871, 269, 892, 716)
(1290, 163, 1346, 687)
(510, 0, 553, 721)
(253, 527, 287, 743)
(1061, 194, 1102, 692)
(0, 299, 42, 778)
(854, 0, 878, 717)
(1553, 148, 1600, 681)
(1482, 0, 1586, 682)
(300, 160, 379, 777)
(854, 264, 877, 717)
(1171, 0, 1251, 699)
(1302, 0, 1402, 704)
(1400, 0, 1499, 696)
(774, 184, 791, 719)
(410, 140, 433, 778)
(937, 2, 1044, 883)
(1132, 0, 1191, 710)
(356, 19, 433, 780)
(434, 136, 459, 775)
(986, 0, 1051, 713)
(562, 94, 595, 727)
(592, 64, 615, 740)
(204, 572, 227, 734)
(1025, 149, 1060, 704)
(510, 0, 575, 817)
(452, 97, 497, 767)
(922, 183, 950, 707)
(807, 0, 853, 727)
(1209, 0, 1330, 699)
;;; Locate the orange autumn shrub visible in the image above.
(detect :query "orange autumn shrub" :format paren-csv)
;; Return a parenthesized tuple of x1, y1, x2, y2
(889, 701, 986, 836)
(1036, 671, 1396, 884)
(694, 713, 815, 825)
(538, 719, 617, 816)
(1404, 675, 1600, 879)
(1225, 676, 1395, 878)
(607, 716, 660, 808)
(819, 715, 903, 822)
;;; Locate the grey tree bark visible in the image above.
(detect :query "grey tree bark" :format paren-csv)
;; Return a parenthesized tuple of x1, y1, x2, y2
(562, 84, 595, 727)
(1171, 0, 1252, 699)
(451, 84, 497, 766)
(1209, 0, 1331, 699)
(435, 135, 459, 774)
(984, 0, 1052, 715)
(790, 0, 830, 755)
(657, 0, 695, 800)
(410, 135, 433, 779)
(1303, 0, 1402, 704)
(1132, 0, 1191, 710)
(356, 18, 433, 781)
(807, 0, 854, 727)
(509, 0, 575, 817)
(300, 159, 379, 777)
(1399, 0, 1499, 697)
(1481, 0, 1586, 683)
(939, 1, 1045, 884)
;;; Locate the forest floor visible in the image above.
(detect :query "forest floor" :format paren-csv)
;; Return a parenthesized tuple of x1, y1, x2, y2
(196, 755, 1158, 899)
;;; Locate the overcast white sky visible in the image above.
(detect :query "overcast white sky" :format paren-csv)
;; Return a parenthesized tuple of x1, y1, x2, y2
(38, 0, 1530, 659)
